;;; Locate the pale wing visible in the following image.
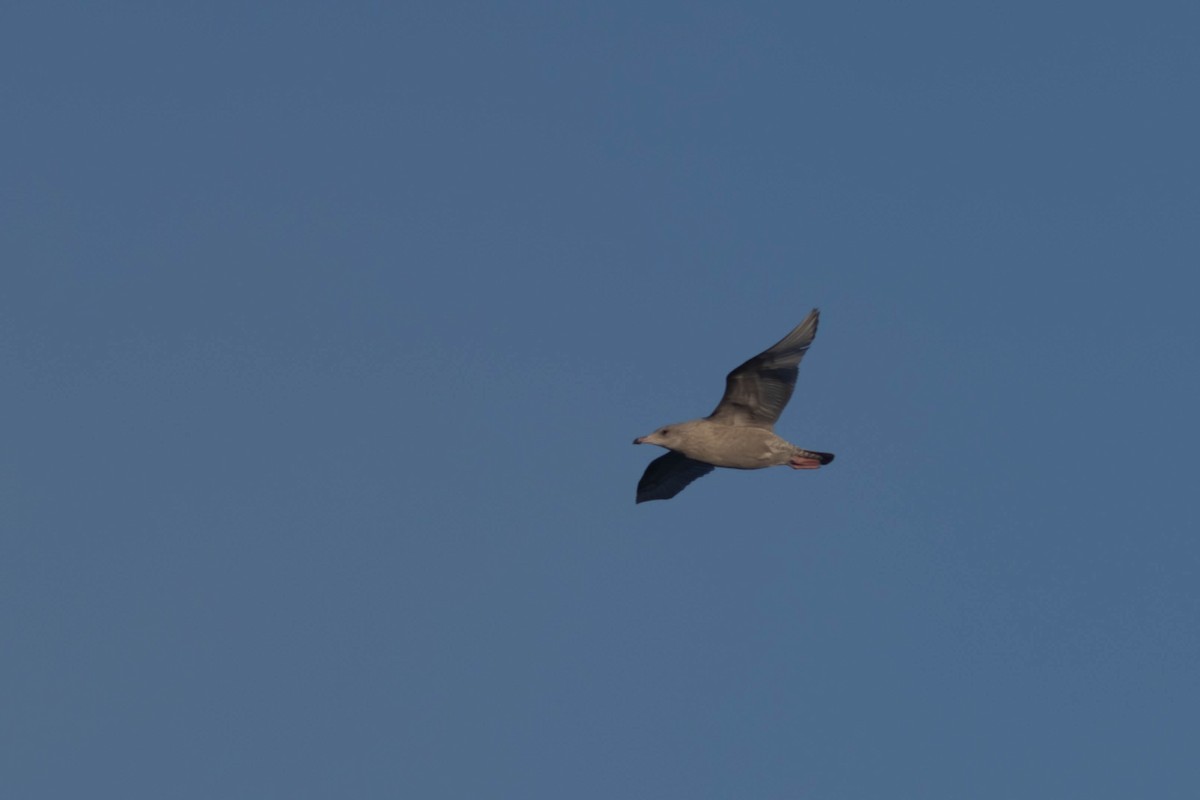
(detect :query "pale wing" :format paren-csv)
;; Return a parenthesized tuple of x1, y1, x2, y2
(636, 452, 716, 503)
(708, 308, 820, 428)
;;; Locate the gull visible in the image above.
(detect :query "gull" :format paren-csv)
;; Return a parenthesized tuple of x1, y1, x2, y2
(633, 308, 835, 503)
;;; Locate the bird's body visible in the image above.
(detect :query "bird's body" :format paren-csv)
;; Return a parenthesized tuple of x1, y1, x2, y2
(640, 420, 796, 469)
(633, 308, 834, 503)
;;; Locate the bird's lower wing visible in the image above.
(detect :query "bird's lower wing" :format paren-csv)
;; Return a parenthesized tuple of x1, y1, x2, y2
(636, 452, 716, 503)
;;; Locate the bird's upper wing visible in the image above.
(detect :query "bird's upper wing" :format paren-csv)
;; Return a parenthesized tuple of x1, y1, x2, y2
(636, 451, 715, 503)
(707, 308, 820, 428)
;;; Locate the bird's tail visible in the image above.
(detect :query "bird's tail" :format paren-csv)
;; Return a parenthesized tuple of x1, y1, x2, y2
(796, 449, 835, 465)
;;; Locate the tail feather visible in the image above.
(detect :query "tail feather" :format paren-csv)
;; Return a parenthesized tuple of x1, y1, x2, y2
(800, 449, 835, 465)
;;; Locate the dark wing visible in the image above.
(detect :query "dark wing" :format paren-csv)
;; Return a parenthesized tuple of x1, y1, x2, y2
(707, 308, 820, 428)
(636, 452, 716, 503)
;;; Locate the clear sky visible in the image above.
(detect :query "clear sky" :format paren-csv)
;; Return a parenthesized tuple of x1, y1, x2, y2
(4, 2, 1199, 797)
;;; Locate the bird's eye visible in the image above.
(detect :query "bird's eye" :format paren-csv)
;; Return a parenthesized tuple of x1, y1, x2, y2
(661, 428, 670, 435)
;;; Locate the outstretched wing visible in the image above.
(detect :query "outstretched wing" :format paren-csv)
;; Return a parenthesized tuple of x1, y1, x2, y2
(636, 452, 716, 503)
(708, 308, 820, 429)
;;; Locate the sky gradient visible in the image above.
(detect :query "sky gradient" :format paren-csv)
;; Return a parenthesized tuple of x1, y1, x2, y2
(4, 2, 1199, 797)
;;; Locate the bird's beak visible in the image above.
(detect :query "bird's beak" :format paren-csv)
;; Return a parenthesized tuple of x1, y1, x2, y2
(633, 437, 645, 445)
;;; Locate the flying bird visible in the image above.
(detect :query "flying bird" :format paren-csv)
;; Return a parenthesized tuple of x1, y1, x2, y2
(633, 308, 834, 503)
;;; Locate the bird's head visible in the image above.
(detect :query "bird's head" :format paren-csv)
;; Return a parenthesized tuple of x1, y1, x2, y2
(633, 423, 688, 449)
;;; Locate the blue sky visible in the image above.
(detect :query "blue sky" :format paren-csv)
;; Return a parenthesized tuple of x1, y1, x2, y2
(4, 2, 1199, 797)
